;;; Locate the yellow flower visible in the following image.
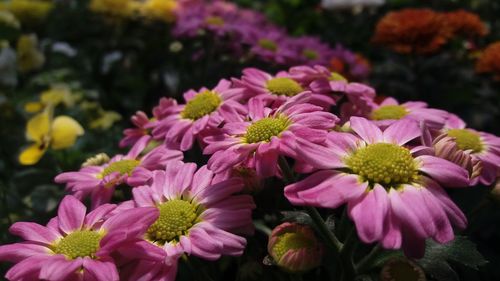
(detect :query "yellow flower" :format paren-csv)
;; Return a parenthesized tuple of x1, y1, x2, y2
(0, 10, 20, 28)
(0, 0, 53, 25)
(24, 85, 82, 113)
(90, 110, 122, 130)
(16, 34, 45, 73)
(89, 0, 140, 18)
(19, 108, 84, 165)
(139, 0, 177, 23)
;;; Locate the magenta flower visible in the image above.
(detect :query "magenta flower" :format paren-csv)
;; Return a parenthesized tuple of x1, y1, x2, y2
(0, 195, 158, 281)
(55, 136, 183, 208)
(439, 114, 500, 185)
(248, 28, 297, 65)
(119, 111, 156, 148)
(345, 97, 450, 129)
(115, 161, 255, 280)
(204, 94, 339, 178)
(237, 68, 336, 108)
(153, 79, 246, 151)
(285, 117, 470, 257)
(290, 36, 335, 66)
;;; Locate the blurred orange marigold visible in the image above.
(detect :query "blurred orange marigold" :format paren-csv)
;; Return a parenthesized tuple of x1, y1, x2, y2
(372, 8, 450, 54)
(476, 42, 500, 80)
(445, 10, 488, 38)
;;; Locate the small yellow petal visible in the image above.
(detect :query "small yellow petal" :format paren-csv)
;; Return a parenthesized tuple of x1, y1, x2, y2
(26, 110, 50, 141)
(24, 101, 43, 113)
(50, 116, 84, 150)
(19, 143, 46, 165)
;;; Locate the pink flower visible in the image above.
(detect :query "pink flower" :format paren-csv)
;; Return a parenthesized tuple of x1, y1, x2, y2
(0, 195, 158, 281)
(345, 97, 450, 129)
(439, 114, 500, 185)
(115, 161, 255, 281)
(204, 94, 339, 178)
(55, 136, 183, 208)
(285, 117, 470, 257)
(119, 111, 155, 148)
(153, 79, 247, 151)
(236, 68, 334, 108)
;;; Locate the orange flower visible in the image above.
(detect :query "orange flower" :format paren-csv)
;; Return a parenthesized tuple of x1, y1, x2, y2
(372, 8, 450, 54)
(476, 42, 500, 80)
(445, 10, 488, 38)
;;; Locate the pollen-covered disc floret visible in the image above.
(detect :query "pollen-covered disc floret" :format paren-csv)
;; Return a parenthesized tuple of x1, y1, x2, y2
(272, 232, 314, 260)
(244, 116, 290, 143)
(147, 199, 199, 244)
(180, 90, 222, 120)
(265, 78, 304, 97)
(371, 105, 408, 120)
(53, 230, 103, 259)
(346, 143, 418, 186)
(99, 159, 140, 178)
(447, 129, 483, 153)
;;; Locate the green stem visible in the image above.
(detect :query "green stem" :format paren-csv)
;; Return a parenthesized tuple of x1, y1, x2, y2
(305, 206, 343, 253)
(355, 244, 382, 274)
(339, 227, 357, 281)
(278, 156, 295, 183)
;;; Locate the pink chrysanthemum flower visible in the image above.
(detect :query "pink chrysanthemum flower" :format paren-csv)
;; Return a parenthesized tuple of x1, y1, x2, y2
(0, 195, 158, 281)
(115, 161, 255, 281)
(204, 94, 339, 178)
(55, 136, 183, 208)
(349, 97, 450, 129)
(153, 79, 246, 151)
(439, 114, 500, 185)
(236, 68, 336, 108)
(119, 111, 156, 148)
(285, 117, 470, 257)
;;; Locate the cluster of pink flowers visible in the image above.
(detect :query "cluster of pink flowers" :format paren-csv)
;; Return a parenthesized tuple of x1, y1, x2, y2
(1, 64, 499, 280)
(173, 0, 370, 80)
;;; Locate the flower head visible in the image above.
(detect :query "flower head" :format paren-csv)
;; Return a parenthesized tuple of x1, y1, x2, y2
(153, 79, 246, 151)
(268, 222, 323, 273)
(0, 195, 158, 281)
(285, 117, 469, 257)
(139, 0, 177, 23)
(19, 108, 84, 165)
(440, 114, 500, 185)
(445, 10, 488, 39)
(476, 41, 500, 80)
(372, 8, 450, 54)
(55, 136, 183, 208)
(204, 94, 339, 178)
(117, 161, 255, 280)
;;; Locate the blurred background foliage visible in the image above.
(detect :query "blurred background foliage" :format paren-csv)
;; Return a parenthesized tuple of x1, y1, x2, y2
(0, 0, 499, 280)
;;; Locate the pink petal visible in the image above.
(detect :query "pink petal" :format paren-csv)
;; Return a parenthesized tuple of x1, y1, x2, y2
(188, 226, 223, 260)
(382, 119, 421, 145)
(295, 138, 344, 169)
(417, 155, 469, 187)
(101, 207, 159, 237)
(83, 257, 119, 281)
(58, 195, 87, 233)
(285, 171, 366, 208)
(255, 141, 279, 178)
(118, 240, 167, 262)
(132, 186, 155, 207)
(381, 208, 402, 249)
(84, 204, 116, 229)
(348, 184, 389, 243)
(5, 255, 46, 281)
(350, 117, 383, 144)
(0, 243, 48, 262)
(9, 222, 60, 244)
(39, 255, 83, 281)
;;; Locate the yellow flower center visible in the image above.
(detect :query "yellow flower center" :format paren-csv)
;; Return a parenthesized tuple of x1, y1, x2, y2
(303, 49, 319, 60)
(258, 39, 277, 51)
(329, 72, 347, 82)
(371, 105, 408, 121)
(146, 199, 199, 245)
(273, 232, 314, 260)
(346, 143, 418, 186)
(447, 129, 483, 153)
(53, 230, 103, 260)
(180, 90, 222, 120)
(205, 16, 224, 26)
(244, 116, 290, 143)
(265, 78, 304, 97)
(99, 159, 140, 178)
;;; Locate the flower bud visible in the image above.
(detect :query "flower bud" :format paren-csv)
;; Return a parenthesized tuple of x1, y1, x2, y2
(380, 257, 426, 281)
(267, 222, 323, 273)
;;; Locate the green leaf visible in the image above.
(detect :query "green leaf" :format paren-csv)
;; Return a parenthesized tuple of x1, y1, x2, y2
(418, 236, 488, 281)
